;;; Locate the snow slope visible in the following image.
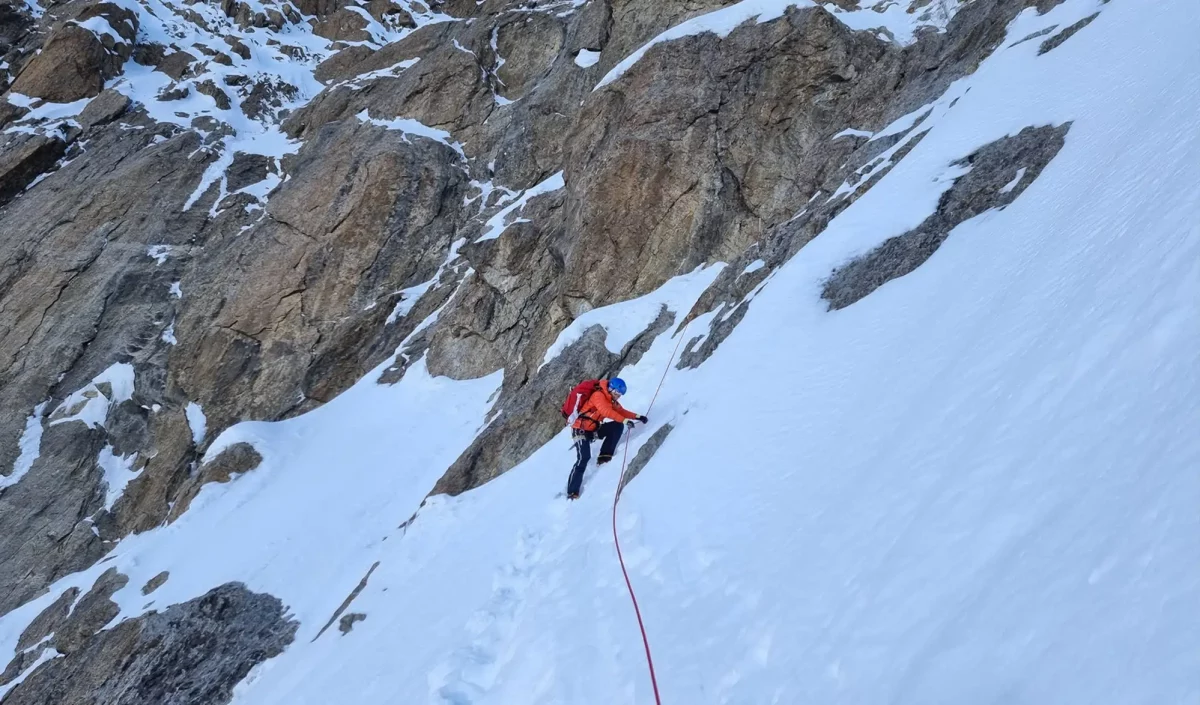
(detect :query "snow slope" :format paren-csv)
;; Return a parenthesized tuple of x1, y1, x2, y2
(2, 0, 1197, 702)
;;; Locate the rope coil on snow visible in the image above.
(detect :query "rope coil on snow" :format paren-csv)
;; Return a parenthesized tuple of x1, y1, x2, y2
(612, 319, 690, 705)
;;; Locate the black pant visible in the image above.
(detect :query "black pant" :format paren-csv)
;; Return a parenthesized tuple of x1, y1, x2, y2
(566, 421, 624, 496)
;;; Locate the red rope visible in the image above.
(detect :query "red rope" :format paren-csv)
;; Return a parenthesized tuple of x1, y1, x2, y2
(611, 320, 689, 705)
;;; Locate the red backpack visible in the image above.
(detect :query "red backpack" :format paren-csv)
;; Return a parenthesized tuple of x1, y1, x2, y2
(562, 379, 602, 418)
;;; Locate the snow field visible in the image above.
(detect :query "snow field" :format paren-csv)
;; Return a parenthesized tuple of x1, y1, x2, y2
(0, 0, 1195, 703)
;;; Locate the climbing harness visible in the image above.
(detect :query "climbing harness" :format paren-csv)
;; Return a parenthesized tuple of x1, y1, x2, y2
(611, 319, 690, 705)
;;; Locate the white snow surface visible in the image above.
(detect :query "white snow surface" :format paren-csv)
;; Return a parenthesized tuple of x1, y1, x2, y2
(185, 402, 207, 445)
(0, 648, 60, 700)
(2, 402, 48, 491)
(833, 127, 873, 140)
(356, 109, 467, 160)
(74, 16, 127, 45)
(146, 244, 172, 265)
(1001, 166, 1028, 193)
(477, 171, 565, 242)
(385, 279, 436, 325)
(574, 49, 600, 67)
(49, 363, 135, 429)
(21, 0, 44, 18)
(0, 2, 1197, 704)
(96, 445, 141, 511)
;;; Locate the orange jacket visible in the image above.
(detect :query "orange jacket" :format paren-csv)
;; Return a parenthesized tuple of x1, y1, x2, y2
(572, 379, 638, 431)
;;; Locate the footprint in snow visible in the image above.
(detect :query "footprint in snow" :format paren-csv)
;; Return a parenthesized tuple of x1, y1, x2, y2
(431, 507, 572, 704)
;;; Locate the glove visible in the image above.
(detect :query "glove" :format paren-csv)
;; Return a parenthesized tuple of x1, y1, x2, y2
(637, 415, 648, 424)
(625, 420, 636, 429)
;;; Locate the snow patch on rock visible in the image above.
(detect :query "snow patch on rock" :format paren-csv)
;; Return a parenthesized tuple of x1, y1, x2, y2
(49, 363, 136, 429)
(186, 402, 207, 445)
(2, 401, 49, 491)
(477, 171, 564, 242)
(541, 263, 725, 368)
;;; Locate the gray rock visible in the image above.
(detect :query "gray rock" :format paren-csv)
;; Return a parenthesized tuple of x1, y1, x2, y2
(311, 8, 371, 42)
(240, 76, 300, 122)
(158, 84, 191, 101)
(0, 101, 29, 130)
(0, 123, 220, 613)
(78, 90, 130, 130)
(169, 443, 262, 521)
(621, 423, 673, 491)
(0, 422, 110, 617)
(491, 12, 564, 102)
(224, 152, 272, 193)
(676, 245, 770, 370)
(1039, 12, 1100, 55)
(195, 80, 232, 110)
(0, 646, 47, 688)
(313, 45, 377, 83)
(141, 571, 170, 596)
(0, 133, 67, 206)
(367, 0, 414, 25)
(53, 567, 129, 654)
(167, 118, 471, 437)
(156, 48, 198, 81)
(314, 561, 378, 641)
(2, 583, 298, 705)
(9, 4, 136, 102)
(338, 612, 366, 634)
(16, 587, 80, 652)
(822, 123, 1071, 310)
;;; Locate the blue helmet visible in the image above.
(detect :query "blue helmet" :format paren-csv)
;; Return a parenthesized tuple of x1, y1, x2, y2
(608, 377, 627, 395)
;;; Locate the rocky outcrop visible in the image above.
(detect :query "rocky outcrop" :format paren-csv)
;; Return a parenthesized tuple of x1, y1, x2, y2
(10, 3, 138, 102)
(822, 123, 1071, 310)
(621, 422, 673, 491)
(141, 571, 170, 596)
(0, 134, 66, 207)
(14, 588, 79, 653)
(0, 420, 114, 617)
(168, 443, 262, 520)
(2, 583, 297, 705)
(426, 5, 888, 390)
(51, 567, 128, 654)
(1038, 12, 1099, 54)
(169, 118, 472, 433)
(77, 89, 130, 129)
(338, 612, 366, 634)
(311, 8, 371, 42)
(0, 114, 222, 613)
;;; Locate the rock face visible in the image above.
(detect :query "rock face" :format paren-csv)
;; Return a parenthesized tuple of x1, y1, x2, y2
(51, 567, 129, 654)
(2, 583, 298, 705)
(0, 0, 1090, 695)
(10, 4, 138, 102)
(0, 135, 66, 206)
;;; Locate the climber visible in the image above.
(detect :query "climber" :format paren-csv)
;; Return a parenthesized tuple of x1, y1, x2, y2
(563, 377, 647, 500)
